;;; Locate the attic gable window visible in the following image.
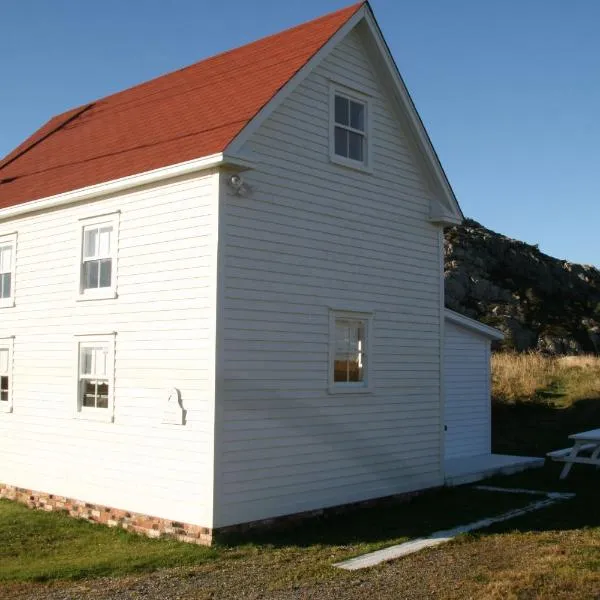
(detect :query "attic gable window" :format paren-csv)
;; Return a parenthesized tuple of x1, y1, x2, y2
(77, 212, 119, 301)
(330, 85, 371, 171)
(0, 233, 17, 308)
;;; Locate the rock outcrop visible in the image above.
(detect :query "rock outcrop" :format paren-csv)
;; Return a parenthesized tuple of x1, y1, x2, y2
(445, 219, 600, 354)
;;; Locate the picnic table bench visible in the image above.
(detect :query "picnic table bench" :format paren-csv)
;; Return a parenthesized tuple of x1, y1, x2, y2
(547, 428, 600, 479)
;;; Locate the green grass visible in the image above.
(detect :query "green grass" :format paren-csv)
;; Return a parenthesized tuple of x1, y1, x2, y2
(0, 487, 533, 584)
(0, 500, 217, 582)
(3, 466, 600, 599)
(3, 351, 600, 597)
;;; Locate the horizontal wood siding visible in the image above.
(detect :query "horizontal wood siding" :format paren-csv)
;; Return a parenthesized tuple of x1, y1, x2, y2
(0, 171, 218, 526)
(216, 29, 443, 527)
(444, 322, 491, 459)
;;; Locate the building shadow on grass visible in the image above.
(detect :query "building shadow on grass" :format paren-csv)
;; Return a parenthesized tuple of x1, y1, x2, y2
(492, 395, 600, 457)
(217, 397, 600, 550)
(217, 462, 600, 550)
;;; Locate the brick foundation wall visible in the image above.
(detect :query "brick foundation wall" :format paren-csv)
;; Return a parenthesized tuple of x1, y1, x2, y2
(0, 484, 213, 545)
(0, 483, 432, 545)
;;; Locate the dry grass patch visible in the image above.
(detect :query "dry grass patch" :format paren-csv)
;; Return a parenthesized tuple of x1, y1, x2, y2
(492, 352, 600, 404)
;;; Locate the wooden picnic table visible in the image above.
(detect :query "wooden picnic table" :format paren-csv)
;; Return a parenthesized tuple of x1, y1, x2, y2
(547, 428, 600, 479)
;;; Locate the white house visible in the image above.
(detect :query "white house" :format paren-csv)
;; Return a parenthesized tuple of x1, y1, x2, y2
(0, 2, 541, 543)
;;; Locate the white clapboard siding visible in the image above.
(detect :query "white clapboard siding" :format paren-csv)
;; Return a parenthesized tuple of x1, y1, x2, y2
(444, 322, 491, 459)
(215, 28, 444, 527)
(0, 170, 219, 527)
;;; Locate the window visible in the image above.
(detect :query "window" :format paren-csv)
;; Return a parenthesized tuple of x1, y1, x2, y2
(329, 310, 373, 393)
(78, 213, 119, 300)
(0, 233, 16, 308)
(76, 334, 115, 421)
(0, 337, 14, 413)
(330, 85, 370, 170)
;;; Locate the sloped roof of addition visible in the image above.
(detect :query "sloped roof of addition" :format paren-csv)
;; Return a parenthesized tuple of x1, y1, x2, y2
(0, 3, 364, 209)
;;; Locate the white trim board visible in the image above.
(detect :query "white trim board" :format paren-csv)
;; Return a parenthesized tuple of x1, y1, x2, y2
(0, 153, 253, 223)
(444, 309, 504, 341)
(334, 489, 574, 571)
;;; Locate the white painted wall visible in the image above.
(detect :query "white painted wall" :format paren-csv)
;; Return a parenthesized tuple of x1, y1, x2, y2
(214, 27, 445, 528)
(444, 322, 491, 459)
(0, 170, 219, 527)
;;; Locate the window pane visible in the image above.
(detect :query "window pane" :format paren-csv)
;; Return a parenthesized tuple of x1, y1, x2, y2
(83, 260, 99, 289)
(95, 348, 108, 377)
(335, 324, 348, 354)
(97, 382, 109, 409)
(0, 273, 10, 299)
(334, 359, 348, 383)
(0, 245, 12, 272)
(350, 101, 365, 131)
(348, 131, 364, 162)
(348, 357, 363, 382)
(98, 227, 112, 257)
(0, 375, 8, 393)
(83, 228, 98, 259)
(99, 259, 112, 288)
(334, 95, 349, 126)
(0, 350, 8, 374)
(334, 126, 348, 158)
(81, 348, 93, 375)
(82, 380, 96, 407)
(333, 318, 366, 384)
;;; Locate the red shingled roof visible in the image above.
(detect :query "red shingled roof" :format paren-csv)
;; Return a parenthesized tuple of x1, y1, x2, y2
(0, 3, 363, 209)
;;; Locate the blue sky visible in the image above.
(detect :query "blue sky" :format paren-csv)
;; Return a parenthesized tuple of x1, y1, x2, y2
(2, 1, 599, 265)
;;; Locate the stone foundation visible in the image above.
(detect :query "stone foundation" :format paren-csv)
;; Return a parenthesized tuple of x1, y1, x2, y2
(0, 484, 213, 545)
(0, 483, 429, 545)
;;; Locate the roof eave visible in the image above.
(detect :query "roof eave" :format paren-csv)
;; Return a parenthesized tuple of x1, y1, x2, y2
(445, 309, 505, 341)
(0, 152, 253, 223)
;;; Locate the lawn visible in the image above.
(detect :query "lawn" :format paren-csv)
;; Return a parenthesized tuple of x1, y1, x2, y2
(2, 352, 600, 599)
(492, 353, 600, 455)
(2, 466, 600, 599)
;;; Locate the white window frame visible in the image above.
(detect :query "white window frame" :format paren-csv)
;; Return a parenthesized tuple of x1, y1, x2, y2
(0, 232, 17, 309)
(328, 309, 374, 394)
(76, 212, 119, 301)
(329, 83, 372, 173)
(0, 336, 14, 413)
(74, 333, 116, 422)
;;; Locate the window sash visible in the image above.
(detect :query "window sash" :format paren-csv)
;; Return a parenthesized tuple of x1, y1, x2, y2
(333, 319, 367, 384)
(79, 345, 110, 409)
(82, 258, 112, 290)
(334, 94, 366, 162)
(80, 379, 110, 409)
(0, 346, 11, 405)
(334, 95, 365, 132)
(83, 226, 112, 260)
(0, 273, 11, 299)
(0, 375, 9, 402)
(76, 336, 115, 418)
(0, 244, 13, 274)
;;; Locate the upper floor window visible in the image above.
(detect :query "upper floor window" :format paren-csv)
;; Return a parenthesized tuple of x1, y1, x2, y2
(0, 233, 16, 308)
(328, 309, 373, 393)
(78, 213, 119, 300)
(330, 85, 370, 171)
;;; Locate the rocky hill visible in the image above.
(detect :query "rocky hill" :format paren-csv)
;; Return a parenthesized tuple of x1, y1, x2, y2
(444, 219, 600, 354)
